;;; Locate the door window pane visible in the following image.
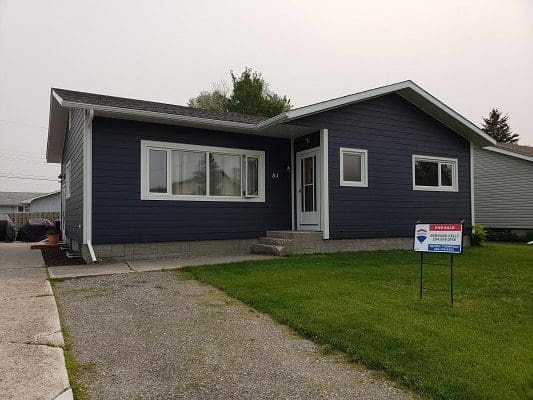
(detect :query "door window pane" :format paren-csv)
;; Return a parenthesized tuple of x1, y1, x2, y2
(210, 153, 241, 196)
(304, 157, 314, 184)
(441, 164, 453, 186)
(246, 157, 259, 196)
(171, 150, 206, 195)
(149, 149, 167, 193)
(302, 155, 316, 212)
(415, 161, 438, 186)
(343, 153, 362, 182)
(304, 185, 314, 211)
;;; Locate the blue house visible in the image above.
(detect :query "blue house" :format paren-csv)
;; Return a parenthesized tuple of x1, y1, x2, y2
(46, 81, 495, 262)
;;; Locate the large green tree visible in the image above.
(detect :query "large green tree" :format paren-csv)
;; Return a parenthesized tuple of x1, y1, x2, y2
(188, 68, 291, 117)
(481, 108, 519, 143)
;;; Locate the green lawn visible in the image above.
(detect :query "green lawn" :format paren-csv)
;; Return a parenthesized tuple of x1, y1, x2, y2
(182, 243, 533, 400)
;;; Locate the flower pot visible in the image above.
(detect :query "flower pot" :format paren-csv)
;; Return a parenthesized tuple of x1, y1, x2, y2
(47, 232, 60, 245)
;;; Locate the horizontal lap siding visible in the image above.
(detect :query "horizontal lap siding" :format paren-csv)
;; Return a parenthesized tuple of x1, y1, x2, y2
(289, 94, 471, 238)
(474, 149, 533, 229)
(92, 118, 291, 244)
(62, 109, 84, 242)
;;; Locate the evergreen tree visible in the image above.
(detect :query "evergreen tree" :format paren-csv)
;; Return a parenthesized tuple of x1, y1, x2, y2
(481, 108, 519, 143)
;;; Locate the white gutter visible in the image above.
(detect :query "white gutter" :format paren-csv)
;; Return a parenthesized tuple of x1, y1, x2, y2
(86, 240, 97, 263)
(57, 97, 259, 131)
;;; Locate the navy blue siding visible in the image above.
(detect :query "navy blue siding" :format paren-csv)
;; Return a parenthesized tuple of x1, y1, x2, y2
(62, 109, 84, 243)
(294, 131, 320, 153)
(288, 94, 472, 238)
(91, 118, 292, 244)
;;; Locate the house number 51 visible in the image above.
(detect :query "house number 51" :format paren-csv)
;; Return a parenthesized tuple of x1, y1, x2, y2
(272, 172, 279, 179)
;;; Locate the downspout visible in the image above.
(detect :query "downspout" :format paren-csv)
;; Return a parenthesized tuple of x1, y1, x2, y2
(84, 109, 97, 263)
(87, 240, 97, 263)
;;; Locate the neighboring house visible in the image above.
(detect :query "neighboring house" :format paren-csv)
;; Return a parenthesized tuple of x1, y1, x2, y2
(474, 143, 533, 231)
(0, 191, 61, 214)
(21, 191, 61, 212)
(0, 192, 46, 213)
(46, 80, 495, 262)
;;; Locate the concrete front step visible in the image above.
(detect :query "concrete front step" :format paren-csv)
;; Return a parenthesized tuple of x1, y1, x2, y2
(258, 237, 292, 246)
(250, 243, 284, 256)
(266, 230, 323, 240)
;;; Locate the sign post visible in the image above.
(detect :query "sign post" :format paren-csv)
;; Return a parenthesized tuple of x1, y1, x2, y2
(414, 222, 463, 305)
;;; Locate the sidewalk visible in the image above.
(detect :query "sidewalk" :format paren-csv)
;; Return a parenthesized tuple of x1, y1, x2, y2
(48, 253, 277, 279)
(0, 243, 72, 400)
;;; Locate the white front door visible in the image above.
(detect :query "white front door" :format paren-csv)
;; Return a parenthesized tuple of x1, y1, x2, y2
(296, 148, 321, 231)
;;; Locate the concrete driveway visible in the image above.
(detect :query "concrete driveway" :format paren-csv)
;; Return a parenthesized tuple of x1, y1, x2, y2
(0, 243, 71, 400)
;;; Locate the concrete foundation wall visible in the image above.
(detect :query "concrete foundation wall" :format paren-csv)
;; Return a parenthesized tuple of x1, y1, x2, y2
(81, 236, 471, 263)
(82, 238, 259, 263)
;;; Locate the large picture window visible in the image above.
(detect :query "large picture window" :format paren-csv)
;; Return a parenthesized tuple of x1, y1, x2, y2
(412, 155, 458, 192)
(141, 140, 265, 202)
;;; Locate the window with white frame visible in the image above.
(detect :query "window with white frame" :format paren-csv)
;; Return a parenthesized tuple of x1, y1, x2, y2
(412, 155, 458, 191)
(340, 147, 368, 187)
(141, 140, 265, 202)
(65, 160, 71, 199)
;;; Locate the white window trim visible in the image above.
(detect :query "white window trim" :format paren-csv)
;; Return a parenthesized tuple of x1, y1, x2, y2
(65, 160, 71, 199)
(340, 147, 368, 187)
(412, 154, 458, 192)
(140, 140, 265, 202)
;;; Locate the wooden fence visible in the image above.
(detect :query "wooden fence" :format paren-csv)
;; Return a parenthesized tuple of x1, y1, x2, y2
(7, 212, 61, 230)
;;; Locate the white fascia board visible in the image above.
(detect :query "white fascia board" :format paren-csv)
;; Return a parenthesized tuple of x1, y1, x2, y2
(483, 146, 533, 162)
(277, 80, 496, 147)
(404, 82, 496, 146)
(60, 99, 258, 131)
(285, 81, 413, 119)
(52, 90, 65, 106)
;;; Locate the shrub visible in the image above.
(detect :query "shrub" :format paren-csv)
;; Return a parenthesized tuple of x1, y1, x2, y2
(471, 224, 486, 246)
(485, 228, 533, 243)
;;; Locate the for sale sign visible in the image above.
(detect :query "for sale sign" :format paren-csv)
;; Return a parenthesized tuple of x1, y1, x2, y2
(414, 223, 463, 254)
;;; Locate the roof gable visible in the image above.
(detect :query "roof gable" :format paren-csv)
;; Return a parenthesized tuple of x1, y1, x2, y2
(270, 81, 495, 147)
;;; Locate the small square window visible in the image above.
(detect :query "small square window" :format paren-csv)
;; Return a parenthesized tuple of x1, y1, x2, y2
(340, 148, 368, 187)
(413, 155, 458, 192)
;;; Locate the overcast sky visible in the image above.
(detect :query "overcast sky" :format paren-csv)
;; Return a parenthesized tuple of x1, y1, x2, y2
(1, 0, 532, 193)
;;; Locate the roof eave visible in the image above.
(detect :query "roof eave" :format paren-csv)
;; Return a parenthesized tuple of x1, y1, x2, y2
(483, 146, 533, 162)
(46, 90, 68, 163)
(62, 100, 259, 132)
(275, 80, 496, 147)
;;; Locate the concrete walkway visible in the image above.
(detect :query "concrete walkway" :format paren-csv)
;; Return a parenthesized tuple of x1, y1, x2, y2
(0, 243, 72, 400)
(48, 254, 278, 279)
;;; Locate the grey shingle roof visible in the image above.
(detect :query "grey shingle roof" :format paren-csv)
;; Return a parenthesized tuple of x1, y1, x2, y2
(0, 192, 46, 206)
(495, 143, 533, 158)
(53, 88, 268, 125)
